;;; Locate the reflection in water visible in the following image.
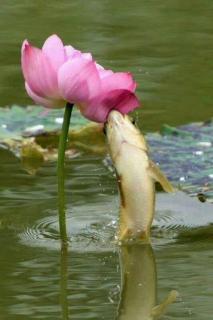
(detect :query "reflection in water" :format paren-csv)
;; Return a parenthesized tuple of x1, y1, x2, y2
(60, 243, 69, 320)
(117, 245, 178, 320)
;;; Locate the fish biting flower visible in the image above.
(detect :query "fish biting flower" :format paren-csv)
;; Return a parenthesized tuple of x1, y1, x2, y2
(106, 110, 174, 241)
(21, 34, 139, 123)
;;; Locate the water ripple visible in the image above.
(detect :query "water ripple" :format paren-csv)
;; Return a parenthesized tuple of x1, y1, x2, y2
(19, 204, 118, 252)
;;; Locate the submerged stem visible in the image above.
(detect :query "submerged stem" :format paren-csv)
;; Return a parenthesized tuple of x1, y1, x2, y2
(57, 102, 74, 243)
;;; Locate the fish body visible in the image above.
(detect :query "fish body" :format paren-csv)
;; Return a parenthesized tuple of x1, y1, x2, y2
(106, 111, 173, 241)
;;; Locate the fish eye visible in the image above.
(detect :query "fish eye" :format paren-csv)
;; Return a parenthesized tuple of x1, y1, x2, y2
(103, 123, 107, 135)
(131, 118, 136, 125)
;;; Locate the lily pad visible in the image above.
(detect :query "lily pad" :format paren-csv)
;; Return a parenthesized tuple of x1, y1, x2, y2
(147, 119, 213, 202)
(0, 105, 212, 202)
(0, 105, 106, 172)
(0, 105, 89, 140)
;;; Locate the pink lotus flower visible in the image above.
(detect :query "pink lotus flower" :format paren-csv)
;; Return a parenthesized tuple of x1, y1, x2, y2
(21, 34, 140, 122)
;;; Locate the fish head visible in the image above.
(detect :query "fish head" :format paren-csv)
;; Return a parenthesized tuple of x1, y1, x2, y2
(106, 110, 147, 157)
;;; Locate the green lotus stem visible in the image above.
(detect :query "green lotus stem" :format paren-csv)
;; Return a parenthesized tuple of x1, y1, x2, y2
(57, 102, 74, 243)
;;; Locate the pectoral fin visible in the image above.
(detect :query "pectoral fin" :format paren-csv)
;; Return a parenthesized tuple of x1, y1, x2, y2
(151, 290, 179, 318)
(148, 160, 174, 193)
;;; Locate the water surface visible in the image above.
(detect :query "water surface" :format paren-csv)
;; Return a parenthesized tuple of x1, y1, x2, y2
(0, 1, 213, 319)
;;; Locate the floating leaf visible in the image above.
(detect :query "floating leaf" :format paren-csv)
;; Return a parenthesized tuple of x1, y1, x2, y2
(0, 105, 105, 160)
(147, 119, 213, 202)
(0, 105, 212, 201)
(0, 104, 89, 139)
(21, 139, 45, 175)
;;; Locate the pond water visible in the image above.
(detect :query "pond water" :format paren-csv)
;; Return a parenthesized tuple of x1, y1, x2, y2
(0, 1, 212, 319)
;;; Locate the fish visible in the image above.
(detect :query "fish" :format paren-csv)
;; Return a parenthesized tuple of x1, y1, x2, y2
(117, 244, 178, 320)
(106, 110, 174, 242)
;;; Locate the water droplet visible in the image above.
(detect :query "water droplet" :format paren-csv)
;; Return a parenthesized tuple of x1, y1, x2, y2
(179, 176, 186, 182)
(197, 141, 211, 147)
(108, 296, 114, 304)
(24, 124, 44, 135)
(193, 150, 203, 156)
(55, 117, 63, 124)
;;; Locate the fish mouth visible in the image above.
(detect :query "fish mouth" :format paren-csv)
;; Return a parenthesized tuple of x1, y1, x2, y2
(107, 110, 125, 127)
(106, 110, 125, 142)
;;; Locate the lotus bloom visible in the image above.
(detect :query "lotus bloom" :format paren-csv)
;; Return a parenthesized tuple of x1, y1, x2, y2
(21, 34, 140, 122)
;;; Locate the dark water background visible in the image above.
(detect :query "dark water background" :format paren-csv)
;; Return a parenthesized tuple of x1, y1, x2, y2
(0, 0, 213, 131)
(0, 1, 212, 319)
